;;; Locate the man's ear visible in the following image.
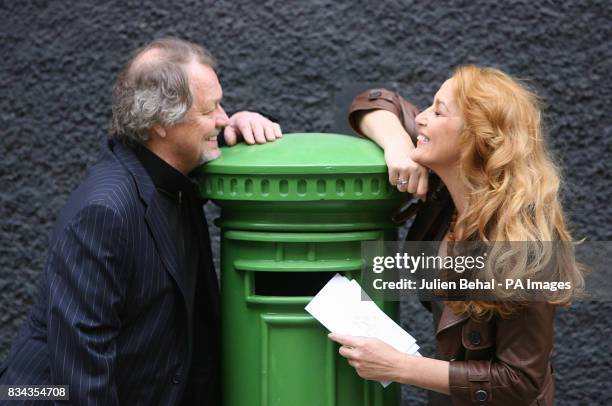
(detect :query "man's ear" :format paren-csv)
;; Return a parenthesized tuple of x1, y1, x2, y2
(150, 124, 167, 139)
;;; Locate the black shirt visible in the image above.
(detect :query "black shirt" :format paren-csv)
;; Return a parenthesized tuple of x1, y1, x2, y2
(134, 146, 199, 303)
(133, 145, 221, 405)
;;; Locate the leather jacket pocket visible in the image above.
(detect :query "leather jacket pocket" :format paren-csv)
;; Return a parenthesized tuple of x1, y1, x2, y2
(462, 317, 495, 352)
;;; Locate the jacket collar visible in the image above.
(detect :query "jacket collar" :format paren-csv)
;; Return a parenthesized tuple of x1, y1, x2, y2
(108, 139, 156, 206)
(406, 185, 453, 241)
(436, 304, 470, 336)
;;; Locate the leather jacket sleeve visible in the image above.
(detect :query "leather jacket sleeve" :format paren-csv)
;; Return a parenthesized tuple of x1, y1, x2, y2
(348, 88, 421, 146)
(448, 302, 555, 405)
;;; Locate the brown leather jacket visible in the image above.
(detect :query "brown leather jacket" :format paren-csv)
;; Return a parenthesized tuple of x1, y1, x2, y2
(348, 89, 556, 406)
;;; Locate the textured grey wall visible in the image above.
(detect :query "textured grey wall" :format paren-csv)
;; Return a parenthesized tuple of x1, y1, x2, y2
(1, 0, 611, 404)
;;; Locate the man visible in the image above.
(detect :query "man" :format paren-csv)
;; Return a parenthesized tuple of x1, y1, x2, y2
(0, 37, 281, 404)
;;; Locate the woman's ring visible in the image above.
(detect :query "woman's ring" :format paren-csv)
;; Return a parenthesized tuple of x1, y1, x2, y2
(397, 179, 409, 185)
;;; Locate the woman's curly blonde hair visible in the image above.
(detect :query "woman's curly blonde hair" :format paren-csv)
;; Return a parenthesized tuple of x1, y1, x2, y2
(446, 65, 586, 318)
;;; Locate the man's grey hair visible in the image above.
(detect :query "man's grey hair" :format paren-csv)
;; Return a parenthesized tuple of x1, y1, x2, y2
(110, 37, 216, 146)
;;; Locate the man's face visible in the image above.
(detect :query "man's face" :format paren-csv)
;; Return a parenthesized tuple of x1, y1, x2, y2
(164, 62, 228, 173)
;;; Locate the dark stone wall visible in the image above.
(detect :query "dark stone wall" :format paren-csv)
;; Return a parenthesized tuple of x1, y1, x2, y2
(1, 1, 610, 404)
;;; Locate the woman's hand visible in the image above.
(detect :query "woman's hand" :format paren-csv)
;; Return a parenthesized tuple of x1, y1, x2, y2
(328, 333, 406, 382)
(383, 138, 429, 200)
(359, 110, 428, 200)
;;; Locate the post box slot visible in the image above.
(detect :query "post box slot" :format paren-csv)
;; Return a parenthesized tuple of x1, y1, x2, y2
(254, 271, 337, 296)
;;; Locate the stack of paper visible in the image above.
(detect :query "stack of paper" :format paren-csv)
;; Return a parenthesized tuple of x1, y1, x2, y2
(305, 274, 421, 387)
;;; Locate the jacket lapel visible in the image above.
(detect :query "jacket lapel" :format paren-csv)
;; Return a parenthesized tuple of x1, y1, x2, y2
(109, 140, 188, 304)
(406, 184, 466, 336)
(144, 197, 187, 301)
(406, 185, 452, 241)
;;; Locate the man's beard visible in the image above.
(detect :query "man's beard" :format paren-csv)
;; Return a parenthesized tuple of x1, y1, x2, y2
(199, 130, 222, 165)
(200, 148, 221, 164)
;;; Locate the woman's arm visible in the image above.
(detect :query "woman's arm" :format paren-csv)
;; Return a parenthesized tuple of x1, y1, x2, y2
(354, 109, 413, 151)
(330, 302, 555, 404)
(328, 333, 450, 395)
(395, 354, 450, 394)
(348, 90, 429, 199)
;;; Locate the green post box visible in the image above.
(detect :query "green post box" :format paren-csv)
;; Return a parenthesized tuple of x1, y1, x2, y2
(197, 133, 401, 406)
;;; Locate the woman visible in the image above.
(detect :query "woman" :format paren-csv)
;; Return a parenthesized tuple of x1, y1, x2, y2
(328, 65, 585, 405)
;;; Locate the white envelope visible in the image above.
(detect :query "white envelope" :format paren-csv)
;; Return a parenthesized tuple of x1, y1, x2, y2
(305, 274, 421, 387)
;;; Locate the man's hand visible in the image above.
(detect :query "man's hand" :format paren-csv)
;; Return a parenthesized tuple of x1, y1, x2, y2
(224, 111, 282, 146)
(328, 333, 406, 382)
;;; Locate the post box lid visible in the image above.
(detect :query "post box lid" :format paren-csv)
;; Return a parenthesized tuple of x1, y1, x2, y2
(198, 133, 388, 175)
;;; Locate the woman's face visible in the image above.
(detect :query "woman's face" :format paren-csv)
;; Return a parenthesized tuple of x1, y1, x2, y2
(411, 78, 464, 171)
